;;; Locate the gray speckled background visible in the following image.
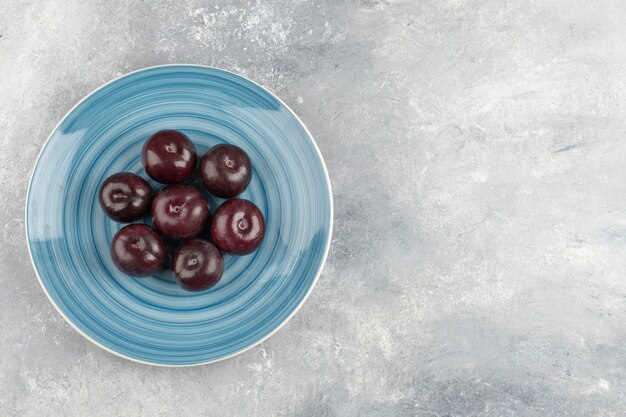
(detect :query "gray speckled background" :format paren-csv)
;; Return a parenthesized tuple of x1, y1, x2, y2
(2, 0, 626, 415)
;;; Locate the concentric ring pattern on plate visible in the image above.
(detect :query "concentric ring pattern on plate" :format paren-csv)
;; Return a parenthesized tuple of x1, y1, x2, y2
(26, 65, 333, 366)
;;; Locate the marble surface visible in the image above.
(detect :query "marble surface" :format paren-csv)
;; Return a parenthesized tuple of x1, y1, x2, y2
(2, 0, 626, 415)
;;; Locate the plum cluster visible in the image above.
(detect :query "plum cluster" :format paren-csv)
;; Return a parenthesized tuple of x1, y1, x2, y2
(98, 130, 265, 291)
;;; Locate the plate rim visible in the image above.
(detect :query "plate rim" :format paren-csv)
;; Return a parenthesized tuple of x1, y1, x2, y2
(24, 64, 334, 367)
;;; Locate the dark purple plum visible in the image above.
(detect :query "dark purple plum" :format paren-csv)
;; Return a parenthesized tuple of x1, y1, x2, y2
(172, 239, 224, 291)
(141, 130, 197, 184)
(98, 172, 153, 222)
(151, 184, 210, 240)
(200, 144, 252, 198)
(110, 224, 166, 277)
(210, 198, 265, 255)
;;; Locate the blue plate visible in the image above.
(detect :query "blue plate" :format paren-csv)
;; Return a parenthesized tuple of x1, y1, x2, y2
(25, 65, 333, 366)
